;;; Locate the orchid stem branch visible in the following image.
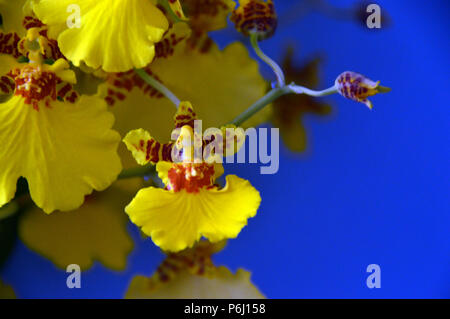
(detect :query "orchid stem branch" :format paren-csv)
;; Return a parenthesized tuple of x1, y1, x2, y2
(289, 84, 338, 97)
(230, 83, 338, 127)
(126, 45, 339, 177)
(230, 86, 289, 126)
(250, 33, 285, 87)
(135, 68, 180, 108)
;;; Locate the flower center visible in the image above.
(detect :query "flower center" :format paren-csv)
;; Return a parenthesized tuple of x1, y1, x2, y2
(167, 163, 216, 193)
(11, 65, 59, 110)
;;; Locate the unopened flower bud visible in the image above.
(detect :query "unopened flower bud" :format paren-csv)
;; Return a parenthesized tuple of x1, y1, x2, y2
(335, 71, 390, 109)
(231, 0, 277, 40)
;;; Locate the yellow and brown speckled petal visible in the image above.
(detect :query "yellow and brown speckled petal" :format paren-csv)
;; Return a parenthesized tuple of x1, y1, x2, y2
(123, 128, 175, 165)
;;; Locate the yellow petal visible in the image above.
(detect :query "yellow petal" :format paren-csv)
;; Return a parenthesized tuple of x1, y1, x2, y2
(123, 128, 175, 166)
(125, 267, 265, 299)
(221, 124, 246, 156)
(125, 175, 261, 252)
(0, 0, 28, 36)
(155, 161, 173, 186)
(123, 128, 153, 166)
(0, 95, 122, 213)
(18, 178, 138, 270)
(34, 0, 169, 72)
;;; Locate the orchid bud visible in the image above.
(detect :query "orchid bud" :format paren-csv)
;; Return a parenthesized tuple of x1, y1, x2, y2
(335, 71, 390, 109)
(231, 0, 277, 40)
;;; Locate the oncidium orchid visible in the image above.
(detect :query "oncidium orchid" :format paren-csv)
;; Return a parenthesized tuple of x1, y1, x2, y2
(0, 0, 393, 298)
(124, 102, 261, 252)
(123, 102, 261, 252)
(0, 28, 121, 213)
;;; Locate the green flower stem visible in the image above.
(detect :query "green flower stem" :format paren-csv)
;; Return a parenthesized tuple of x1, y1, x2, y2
(230, 86, 289, 126)
(119, 81, 339, 178)
(135, 68, 180, 108)
(126, 45, 340, 178)
(289, 84, 338, 97)
(117, 81, 338, 178)
(118, 164, 155, 179)
(230, 83, 338, 127)
(250, 33, 285, 87)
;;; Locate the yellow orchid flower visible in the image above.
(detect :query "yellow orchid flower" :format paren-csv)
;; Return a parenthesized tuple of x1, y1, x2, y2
(126, 240, 265, 298)
(125, 159, 261, 252)
(123, 103, 261, 252)
(335, 71, 391, 109)
(0, 30, 121, 213)
(34, 0, 169, 72)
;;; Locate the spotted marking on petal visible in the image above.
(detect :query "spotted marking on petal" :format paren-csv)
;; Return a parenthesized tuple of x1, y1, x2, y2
(186, 31, 214, 53)
(57, 82, 79, 104)
(221, 125, 246, 156)
(155, 25, 190, 59)
(174, 101, 198, 129)
(128, 134, 175, 165)
(182, 0, 234, 53)
(183, 0, 231, 19)
(149, 241, 223, 286)
(0, 32, 21, 58)
(105, 69, 164, 106)
(22, 16, 45, 30)
(0, 75, 15, 94)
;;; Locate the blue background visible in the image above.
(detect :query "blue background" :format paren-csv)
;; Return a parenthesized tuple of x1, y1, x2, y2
(1, 0, 449, 298)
